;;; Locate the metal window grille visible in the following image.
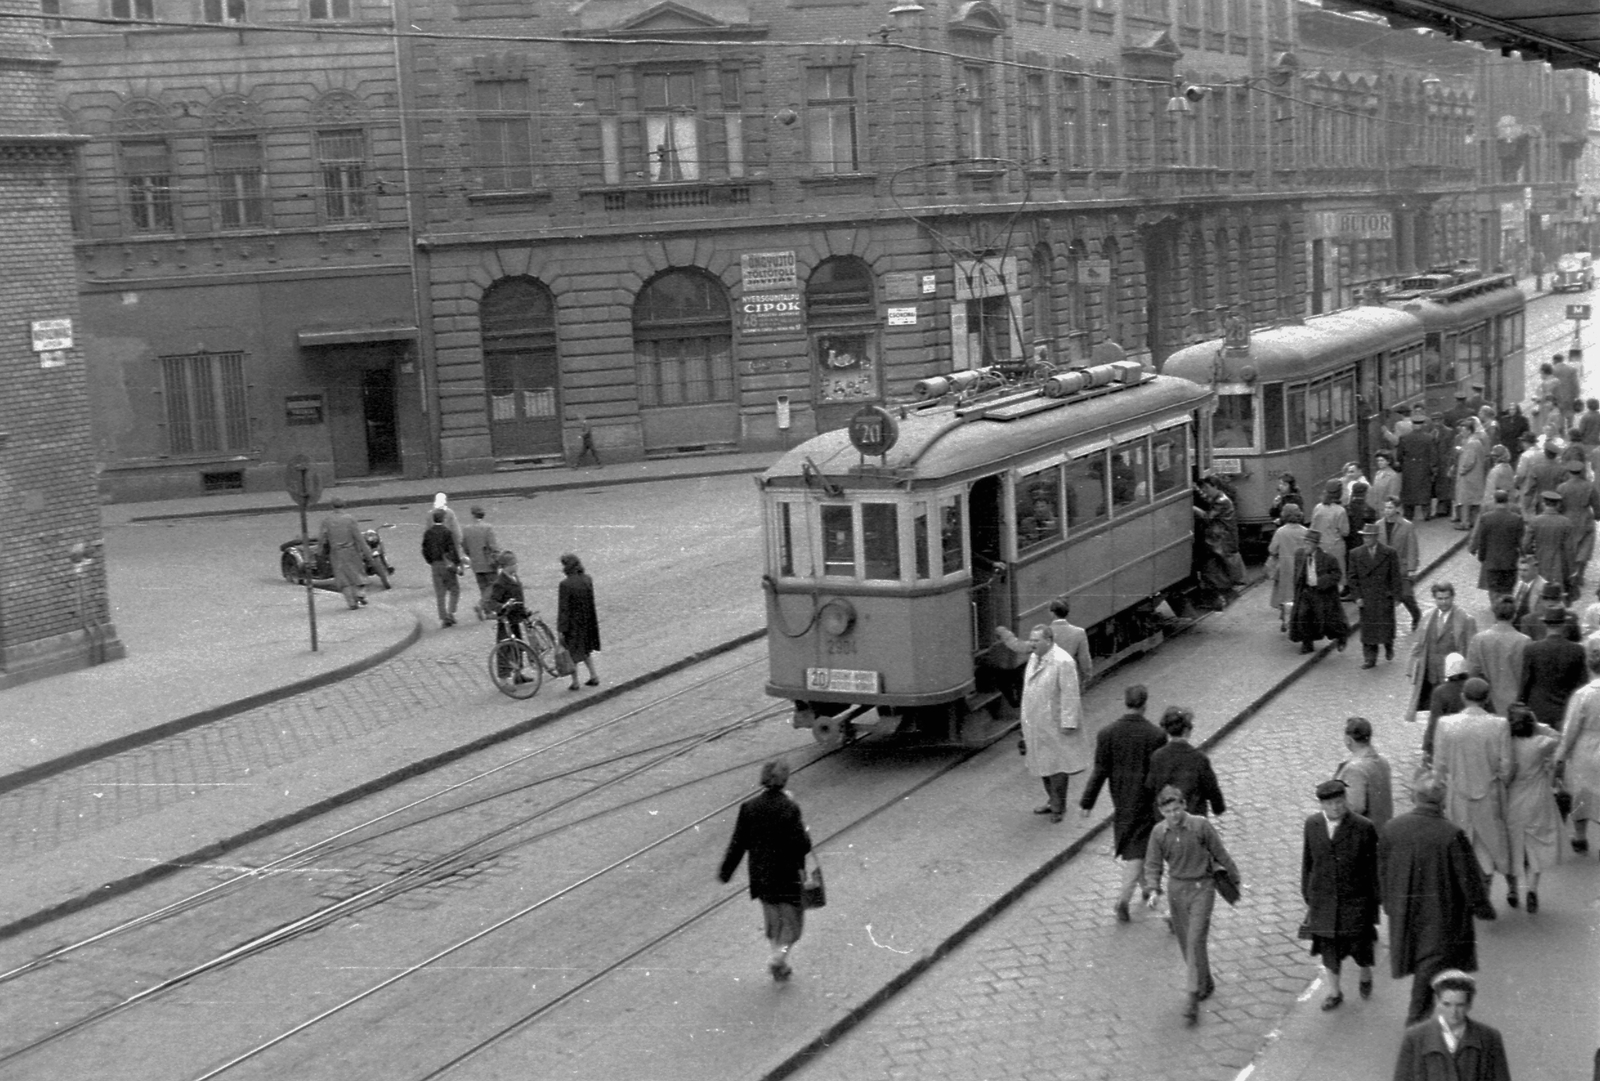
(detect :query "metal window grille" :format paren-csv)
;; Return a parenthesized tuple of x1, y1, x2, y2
(212, 135, 265, 229)
(161, 352, 250, 455)
(316, 128, 368, 220)
(122, 140, 174, 232)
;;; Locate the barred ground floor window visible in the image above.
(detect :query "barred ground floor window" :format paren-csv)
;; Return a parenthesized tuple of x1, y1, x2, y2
(161, 352, 249, 454)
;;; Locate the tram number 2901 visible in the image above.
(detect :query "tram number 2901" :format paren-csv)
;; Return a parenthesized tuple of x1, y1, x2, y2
(806, 667, 882, 693)
(826, 637, 856, 656)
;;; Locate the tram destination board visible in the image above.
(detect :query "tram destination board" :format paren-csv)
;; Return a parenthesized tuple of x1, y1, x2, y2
(806, 667, 881, 694)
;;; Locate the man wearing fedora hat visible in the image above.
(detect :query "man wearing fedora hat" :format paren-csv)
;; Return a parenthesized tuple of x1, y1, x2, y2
(1520, 604, 1587, 730)
(1298, 777, 1380, 1011)
(1349, 520, 1402, 668)
(1289, 528, 1346, 655)
(1522, 492, 1573, 602)
(1392, 970, 1512, 1081)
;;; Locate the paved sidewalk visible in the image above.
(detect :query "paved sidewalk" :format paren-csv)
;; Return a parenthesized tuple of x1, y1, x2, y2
(1, 450, 776, 792)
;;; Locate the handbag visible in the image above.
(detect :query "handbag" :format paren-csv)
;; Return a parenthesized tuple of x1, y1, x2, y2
(552, 644, 575, 677)
(1212, 861, 1241, 906)
(800, 854, 826, 910)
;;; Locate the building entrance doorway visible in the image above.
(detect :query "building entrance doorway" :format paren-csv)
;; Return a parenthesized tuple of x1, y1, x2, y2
(326, 342, 404, 478)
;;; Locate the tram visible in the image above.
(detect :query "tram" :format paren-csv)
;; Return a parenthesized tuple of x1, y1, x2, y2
(759, 361, 1214, 745)
(1162, 274, 1525, 538)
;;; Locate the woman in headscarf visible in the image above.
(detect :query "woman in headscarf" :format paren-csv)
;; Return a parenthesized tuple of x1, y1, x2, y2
(557, 552, 602, 690)
(1265, 504, 1308, 632)
(430, 492, 463, 548)
(1270, 472, 1304, 523)
(1483, 443, 1516, 506)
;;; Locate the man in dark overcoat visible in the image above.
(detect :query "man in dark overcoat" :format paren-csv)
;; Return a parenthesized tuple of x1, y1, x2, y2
(1431, 412, 1457, 521)
(1289, 529, 1347, 654)
(719, 759, 813, 981)
(1299, 778, 1380, 1011)
(1398, 412, 1437, 521)
(1523, 491, 1574, 601)
(1470, 490, 1527, 599)
(1378, 497, 1423, 631)
(1520, 605, 1588, 729)
(1080, 683, 1168, 922)
(1348, 522, 1401, 668)
(1558, 458, 1600, 593)
(1378, 772, 1497, 1025)
(1392, 970, 1512, 1081)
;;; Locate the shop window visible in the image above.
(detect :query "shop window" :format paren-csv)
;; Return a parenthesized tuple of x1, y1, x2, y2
(481, 276, 560, 447)
(634, 269, 734, 407)
(161, 352, 249, 455)
(1064, 453, 1108, 529)
(1016, 464, 1063, 553)
(807, 256, 879, 406)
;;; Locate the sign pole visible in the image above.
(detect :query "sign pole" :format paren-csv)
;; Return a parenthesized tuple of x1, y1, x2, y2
(297, 463, 319, 653)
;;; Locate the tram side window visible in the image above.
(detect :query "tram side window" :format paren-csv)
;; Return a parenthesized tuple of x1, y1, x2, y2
(776, 502, 797, 577)
(1015, 465, 1064, 553)
(1458, 325, 1487, 385)
(1111, 440, 1149, 512)
(821, 505, 854, 576)
(861, 503, 901, 580)
(912, 502, 931, 580)
(1064, 453, 1109, 530)
(1151, 427, 1187, 495)
(1333, 372, 1355, 429)
(1499, 311, 1524, 356)
(1286, 384, 1309, 447)
(1390, 345, 1423, 402)
(1308, 379, 1335, 441)
(1212, 392, 1255, 450)
(1263, 382, 1287, 451)
(1423, 333, 1447, 385)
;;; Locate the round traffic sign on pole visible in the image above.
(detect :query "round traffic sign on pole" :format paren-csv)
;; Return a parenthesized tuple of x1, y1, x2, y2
(284, 455, 323, 507)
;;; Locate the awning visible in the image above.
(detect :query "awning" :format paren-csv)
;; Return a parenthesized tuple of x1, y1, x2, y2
(296, 325, 418, 347)
(1329, 0, 1600, 73)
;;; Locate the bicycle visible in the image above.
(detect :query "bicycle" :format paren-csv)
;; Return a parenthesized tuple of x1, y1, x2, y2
(487, 599, 562, 699)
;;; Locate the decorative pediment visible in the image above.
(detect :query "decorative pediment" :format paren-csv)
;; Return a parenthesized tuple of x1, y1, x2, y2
(948, 1, 1004, 36)
(1123, 30, 1182, 63)
(567, 0, 766, 38)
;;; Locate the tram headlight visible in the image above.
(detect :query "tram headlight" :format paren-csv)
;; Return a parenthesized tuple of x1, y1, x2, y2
(818, 598, 856, 637)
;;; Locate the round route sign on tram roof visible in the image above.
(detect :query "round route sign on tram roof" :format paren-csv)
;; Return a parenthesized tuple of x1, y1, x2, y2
(847, 404, 899, 456)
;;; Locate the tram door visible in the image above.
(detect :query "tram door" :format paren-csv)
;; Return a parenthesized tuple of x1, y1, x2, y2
(967, 474, 1011, 651)
(1356, 353, 1383, 470)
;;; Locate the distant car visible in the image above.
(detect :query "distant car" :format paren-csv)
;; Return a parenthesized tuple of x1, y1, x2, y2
(1554, 251, 1594, 292)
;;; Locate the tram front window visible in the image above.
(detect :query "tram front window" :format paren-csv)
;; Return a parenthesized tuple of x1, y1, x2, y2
(822, 505, 854, 576)
(1212, 392, 1255, 450)
(1151, 428, 1186, 495)
(861, 503, 900, 580)
(912, 503, 931, 580)
(939, 494, 965, 574)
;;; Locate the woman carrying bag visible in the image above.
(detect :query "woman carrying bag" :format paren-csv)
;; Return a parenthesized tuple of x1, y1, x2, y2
(718, 759, 814, 982)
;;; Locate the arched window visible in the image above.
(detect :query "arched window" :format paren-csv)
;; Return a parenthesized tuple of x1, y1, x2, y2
(1189, 228, 1210, 336)
(633, 269, 734, 409)
(1030, 243, 1055, 357)
(807, 256, 879, 409)
(481, 276, 562, 456)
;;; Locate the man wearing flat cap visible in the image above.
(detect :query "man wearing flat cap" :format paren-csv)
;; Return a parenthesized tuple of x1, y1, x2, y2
(1379, 771, 1496, 1025)
(1349, 521, 1401, 668)
(1433, 678, 1516, 908)
(1397, 412, 1437, 521)
(1289, 528, 1346, 654)
(1522, 492, 1573, 603)
(1298, 777, 1380, 1011)
(1392, 970, 1512, 1081)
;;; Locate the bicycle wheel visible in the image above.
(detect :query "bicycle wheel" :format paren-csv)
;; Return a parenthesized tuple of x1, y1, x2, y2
(489, 639, 542, 699)
(527, 620, 563, 677)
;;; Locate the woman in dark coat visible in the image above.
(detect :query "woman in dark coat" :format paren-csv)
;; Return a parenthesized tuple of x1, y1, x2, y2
(556, 551, 601, 690)
(1498, 403, 1529, 459)
(1289, 530, 1348, 652)
(718, 759, 813, 981)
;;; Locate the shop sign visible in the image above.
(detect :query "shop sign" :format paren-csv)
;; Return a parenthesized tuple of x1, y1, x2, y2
(1311, 211, 1392, 241)
(740, 250, 798, 292)
(886, 306, 918, 326)
(285, 393, 325, 425)
(1077, 258, 1111, 287)
(955, 256, 1017, 300)
(741, 292, 803, 335)
(882, 272, 921, 301)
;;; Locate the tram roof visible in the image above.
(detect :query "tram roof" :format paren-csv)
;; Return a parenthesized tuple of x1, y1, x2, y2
(1392, 278, 1526, 330)
(1162, 306, 1424, 385)
(761, 374, 1211, 490)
